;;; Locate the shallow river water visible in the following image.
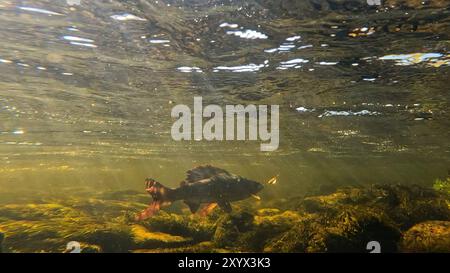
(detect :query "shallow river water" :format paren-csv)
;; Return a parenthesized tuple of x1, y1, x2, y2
(0, 0, 449, 198)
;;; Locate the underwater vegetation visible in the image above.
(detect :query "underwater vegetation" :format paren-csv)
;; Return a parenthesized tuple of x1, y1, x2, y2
(433, 178, 450, 195)
(0, 183, 448, 253)
(0, 230, 3, 253)
(0, 0, 448, 255)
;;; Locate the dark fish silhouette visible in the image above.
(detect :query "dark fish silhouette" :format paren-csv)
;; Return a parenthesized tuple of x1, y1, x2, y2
(136, 165, 263, 220)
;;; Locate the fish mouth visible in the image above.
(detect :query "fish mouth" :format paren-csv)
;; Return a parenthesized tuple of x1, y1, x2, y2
(255, 182, 264, 193)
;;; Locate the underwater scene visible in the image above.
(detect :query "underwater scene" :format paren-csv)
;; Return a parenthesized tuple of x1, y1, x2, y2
(0, 0, 449, 253)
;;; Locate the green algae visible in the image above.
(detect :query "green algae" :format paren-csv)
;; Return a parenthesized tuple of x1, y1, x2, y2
(264, 208, 401, 252)
(0, 231, 4, 253)
(433, 178, 450, 195)
(131, 224, 192, 248)
(139, 211, 216, 242)
(299, 184, 450, 229)
(213, 211, 255, 249)
(0, 184, 448, 253)
(133, 241, 231, 253)
(0, 194, 145, 252)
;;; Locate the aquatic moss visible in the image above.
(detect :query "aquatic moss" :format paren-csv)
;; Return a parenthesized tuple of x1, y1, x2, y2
(400, 221, 450, 253)
(73, 226, 134, 253)
(326, 207, 401, 252)
(265, 184, 450, 252)
(254, 209, 303, 235)
(372, 185, 450, 229)
(299, 184, 450, 230)
(213, 211, 255, 249)
(140, 211, 216, 242)
(265, 207, 401, 252)
(0, 197, 138, 252)
(238, 209, 307, 251)
(263, 216, 327, 252)
(0, 203, 85, 221)
(131, 224, 192, 248)
(0, 231, 4, 253)
(78, 243, 102, 253)
(210, 209, 303, 251)
(433, 178, 450, 195)
(0, 220, 65, 252)
(133, 241, 231, 253)
(61, 198, 146, 220)
(0, 185, 448, 253)
(0, 194, 209, 252)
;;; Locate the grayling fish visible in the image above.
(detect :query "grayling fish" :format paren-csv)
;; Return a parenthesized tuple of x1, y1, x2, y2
(136, 165, 263, 220)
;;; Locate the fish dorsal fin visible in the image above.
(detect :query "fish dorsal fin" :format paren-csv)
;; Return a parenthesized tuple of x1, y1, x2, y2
(185, 165, 229, 183)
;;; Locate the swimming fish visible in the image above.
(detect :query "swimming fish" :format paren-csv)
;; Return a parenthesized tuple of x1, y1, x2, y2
(136, 165, 264, 221)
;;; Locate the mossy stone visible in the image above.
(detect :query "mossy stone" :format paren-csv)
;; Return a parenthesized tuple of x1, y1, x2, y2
(131, 224, 192, 248)
(213, 211, 254, 248)
(400, 221, 450, 252)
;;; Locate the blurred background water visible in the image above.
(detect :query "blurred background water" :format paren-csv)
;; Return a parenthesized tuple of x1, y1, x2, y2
(0, 0, 449, 199)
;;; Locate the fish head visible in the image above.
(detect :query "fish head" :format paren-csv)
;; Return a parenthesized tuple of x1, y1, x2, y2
(240, 178, 264, 195)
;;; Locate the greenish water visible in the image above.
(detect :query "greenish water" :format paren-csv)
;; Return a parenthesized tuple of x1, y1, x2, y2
(0, 0, 449, 198)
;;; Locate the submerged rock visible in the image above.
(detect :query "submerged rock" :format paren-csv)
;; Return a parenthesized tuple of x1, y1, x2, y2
(213, 211, 254, 249)
(264, 184, 450, 252)
(298, 184, 450, 230)
(264, 207, 401, 252)
(243, 209, 305, 251)
(400, 221, 450, 253)
(264, 215, 327, 252)
(212, 209, 307, 251)
(210, 184, 448, 252)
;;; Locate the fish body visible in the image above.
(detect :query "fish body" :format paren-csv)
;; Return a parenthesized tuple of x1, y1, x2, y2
(136, 165, 263, 220)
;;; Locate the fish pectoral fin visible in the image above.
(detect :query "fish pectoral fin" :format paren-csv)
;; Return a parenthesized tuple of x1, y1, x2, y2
(218, 201, 232, 213)
(198, 203, 218, 217)
(184, 201, 201, 213)
(251, 194, 261, 201)
(135, 201, 161, 221)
